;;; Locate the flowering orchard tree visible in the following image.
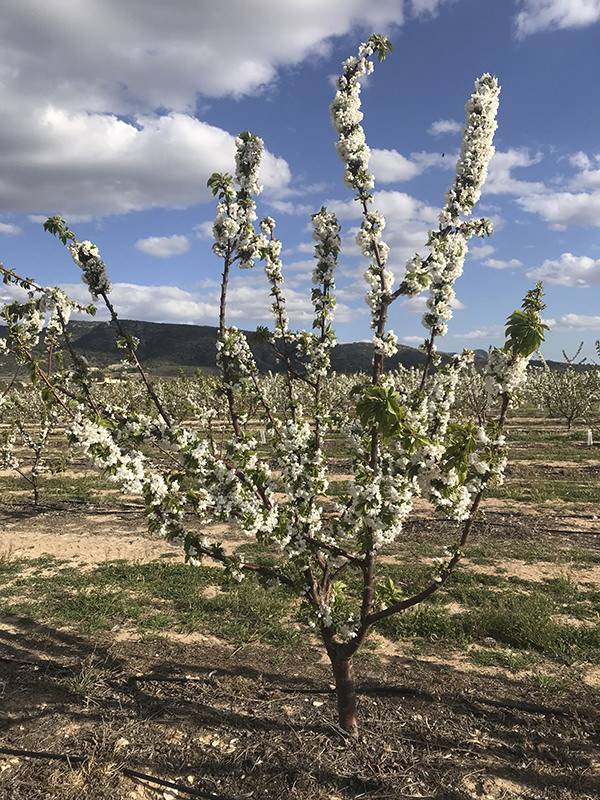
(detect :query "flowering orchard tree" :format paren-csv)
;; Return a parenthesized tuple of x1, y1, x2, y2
(527, 345, 600, 431)
(0, 36, 548, 735)
(0, 382, 65, 505)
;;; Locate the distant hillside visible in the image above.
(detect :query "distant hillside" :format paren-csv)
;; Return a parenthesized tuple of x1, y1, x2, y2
(0, 319, 567, 376)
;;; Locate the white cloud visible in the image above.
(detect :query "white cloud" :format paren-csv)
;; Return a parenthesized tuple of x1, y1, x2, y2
(296, 241, 317, 254)
(548, 313, 600, 331)
(410, 0, 455, 18)
(469, 244, 495, 260)
(193, 221, 214, 240)
(402, 295, 466, 313)
(569, 151, 593, 170)
(402, 335, 426, 345)
(2, 0, 439, 218)
(428, 118, 461, 136)
(514, 0, 600, 38)
(51, 268, 360, 327)
(269, 200, 314, 216)
(370, 149, 450, 184)
(455, 323, 504, 340)
(518, 191, 600, 227)
(526, 252, 600, 286)
(484, 258, 523, 269)
(327, 189, 442, 278)
(570, 169, 600, 191)
(485, 149, 545, 196)
(373, 191, 441, 265)
(135, 235, 190, 258)
(0, 222, 22, 235)
(0, 111, 292, 217)
(370, 149, 422, 182)
(1, 1, 411, 113)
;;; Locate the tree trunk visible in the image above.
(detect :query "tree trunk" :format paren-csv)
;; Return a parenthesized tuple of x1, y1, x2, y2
(331, 655, 358, 736)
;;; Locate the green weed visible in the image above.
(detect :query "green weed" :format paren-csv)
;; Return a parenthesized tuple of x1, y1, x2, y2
(468, 647, 538, 673)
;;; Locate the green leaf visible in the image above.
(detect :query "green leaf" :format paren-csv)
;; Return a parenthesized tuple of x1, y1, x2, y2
(504, 282, 549, 357)
(43, 215, 76, 246)
(248, 325, 272, 345)
(443, 422, 478, 481)
(504, 309, 549, 357)
(356, 384, 404, 440)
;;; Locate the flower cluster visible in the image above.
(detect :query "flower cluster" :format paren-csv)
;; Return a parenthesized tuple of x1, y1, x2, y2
(38, 287, 74, 337)
(485, 348, 529, 405)
(288, 208, 341, 379)
(373, 331, 398, 357)
(259, 222, 289, 338)
(440, 74, 500, 225)
(357, 209, 393, 329)
(401, 255, 431, 299)
(418, 72, 499, 340)
(421, 230, 468, 338)
(235, 132, 264, 196)
(330, 39, 380, 193)
(69, 240, 112, 299)
(68, 411, 146, 494)
(210, 135, 265, 271)
(216, 326, 258, 395)
(18, 303, 45, 351)
(311, 208, 340, 301)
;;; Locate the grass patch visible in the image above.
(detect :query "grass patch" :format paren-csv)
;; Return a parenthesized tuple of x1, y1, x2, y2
(488, 479, 600, 504)
(468, 647, 538, 673)
(0, 559, 299, 646)
(375, 564, 600, 665)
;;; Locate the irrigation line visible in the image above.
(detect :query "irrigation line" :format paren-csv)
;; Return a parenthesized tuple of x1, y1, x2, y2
(129, 673, 568, 716)
(2, 658, 574, 718)
(467, 695, 568, 717)
(0, 746, 236, 800)
(130, 673, 432, 699)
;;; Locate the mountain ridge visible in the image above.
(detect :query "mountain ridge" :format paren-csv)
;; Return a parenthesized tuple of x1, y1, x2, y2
(0, 318, 562, 375)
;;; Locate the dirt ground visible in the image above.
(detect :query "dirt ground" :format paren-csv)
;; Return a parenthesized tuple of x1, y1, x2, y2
(0, 502, 599, 799)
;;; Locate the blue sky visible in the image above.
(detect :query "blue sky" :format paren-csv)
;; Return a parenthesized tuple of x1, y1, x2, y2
(1, 0, 599, 361)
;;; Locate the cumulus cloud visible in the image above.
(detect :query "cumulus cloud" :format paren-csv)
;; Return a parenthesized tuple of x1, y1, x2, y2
(0, 222, 22, 235)
(0, 111, 291, 217)
(2, 0, 448, 218)
(370, 149, 423, 182)
(269, 200, 314, 216)
(41, 267, 359, 327)
(569, 151, 594, 170)
(324, 189, 444, 292)
(469, 244, 495, 260)
(193, 221, 214, 240)
(518, 191, 600, 227)
(547, 312, 600, 331)
(526, 252, 600, 286)
(484, 258, 523, 269)
(428, 118, 461, 136)
(485, 149, 545, 196)
(370, 149, 449, 184)
(402, 295, 466, 314)
(1, 1, 411, 112)
(514, 0, 600, 38)
(402, 335, 426, 345)
(570, 168, 600, 191)
(481, 148, 600, 228)
(455, 323, 504, 340)
(135, 235, 190, 258)
(410, 0, 454, 17)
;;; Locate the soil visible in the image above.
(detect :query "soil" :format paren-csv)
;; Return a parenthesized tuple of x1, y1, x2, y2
(1, 502, 599, 799)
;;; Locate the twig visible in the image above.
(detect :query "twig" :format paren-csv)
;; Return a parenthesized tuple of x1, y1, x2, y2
(0, 746, 235, 800)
